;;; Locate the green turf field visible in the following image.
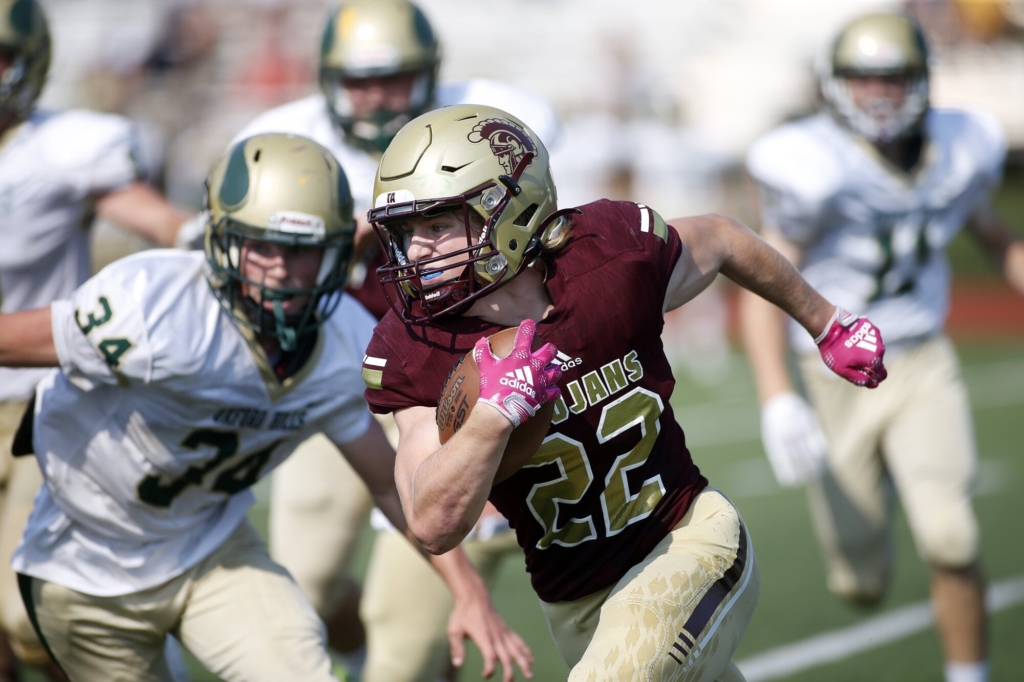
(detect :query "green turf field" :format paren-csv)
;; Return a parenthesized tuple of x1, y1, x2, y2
(166, 339, 1023, 682)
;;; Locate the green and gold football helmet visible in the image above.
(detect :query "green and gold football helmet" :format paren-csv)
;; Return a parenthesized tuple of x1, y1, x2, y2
(821, 11, 930, 143)
(369, 104, 567, 322)
(205, 133, 355, 350)
(318, 0, 440, 154)
(0, 0, 50, 122)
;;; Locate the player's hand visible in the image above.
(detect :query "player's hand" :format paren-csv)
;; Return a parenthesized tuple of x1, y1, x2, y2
(815, 307, 887, 388)
(474, 319, 561, 428)
(447, 579, 534, 681)
(761, 392, 828, 487)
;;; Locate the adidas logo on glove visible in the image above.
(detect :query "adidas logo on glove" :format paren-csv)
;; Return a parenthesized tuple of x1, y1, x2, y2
(844, 322, 878, 352)
(500, 367, 537, 399)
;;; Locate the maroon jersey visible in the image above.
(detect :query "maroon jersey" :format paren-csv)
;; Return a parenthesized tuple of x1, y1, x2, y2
(363, 199, 708, 602)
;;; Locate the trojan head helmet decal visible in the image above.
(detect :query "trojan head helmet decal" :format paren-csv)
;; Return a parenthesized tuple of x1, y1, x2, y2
(467, 118, 537, 175)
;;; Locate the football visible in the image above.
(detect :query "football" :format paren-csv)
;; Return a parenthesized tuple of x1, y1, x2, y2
(436, 327, 556, 485)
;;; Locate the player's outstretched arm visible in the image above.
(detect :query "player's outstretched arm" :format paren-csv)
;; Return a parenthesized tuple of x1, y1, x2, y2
(95, 182, 193, 248)
(668, 214, 887, 387)
(334, 419, 534, 682)
(966, 205, 1024, 296)
(0, 308, 58, 367)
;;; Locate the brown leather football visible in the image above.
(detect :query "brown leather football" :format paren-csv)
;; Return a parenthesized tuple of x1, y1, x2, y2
(436, 327, 555, 485)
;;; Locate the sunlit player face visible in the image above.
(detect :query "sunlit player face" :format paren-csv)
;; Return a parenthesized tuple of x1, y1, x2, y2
(392, 210, 482, 287)
(343, 72, 417, 117)
(845, 74, 911, 127)
(239, 240, 322, 313)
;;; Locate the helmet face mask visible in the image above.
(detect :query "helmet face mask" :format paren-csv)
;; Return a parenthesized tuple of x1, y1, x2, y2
(369, 105, 560, 323)
(821, 12, 929, 144)
(0, 0, 50, 123)
(205, 134, 356, 350)
(318, 0, 440, 154)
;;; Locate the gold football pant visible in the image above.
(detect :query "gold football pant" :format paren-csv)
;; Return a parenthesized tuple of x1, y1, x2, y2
(20, 520, 333, 682)
(799, 335, 980, 602)
(541, 487, 759, 681)
(0, 400, 48, 666)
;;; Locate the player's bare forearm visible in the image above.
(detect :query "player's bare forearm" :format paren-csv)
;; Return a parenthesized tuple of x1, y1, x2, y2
(95, 182, 192, 248)
(395, 404, 511, 554)
(0, 308, 58, 367)
(966, 206, 1024, 295)
(1006, 242, 1024, 296)
(430, 539, 535, 681)
(716, 218, 833, 339)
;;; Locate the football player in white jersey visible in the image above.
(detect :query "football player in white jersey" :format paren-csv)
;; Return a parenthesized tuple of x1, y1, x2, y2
(0, 1, 191, 677)
(0, 133, 531, 682)
(230, 1, 560, 678)
(740, 12, 1024, 682)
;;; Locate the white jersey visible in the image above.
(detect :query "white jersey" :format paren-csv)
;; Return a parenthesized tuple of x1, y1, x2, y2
(747, 109, 1005, 353)
(12, 250, 375, 596)
(0, 109, 141, 402)
(231, 79, 561, 217)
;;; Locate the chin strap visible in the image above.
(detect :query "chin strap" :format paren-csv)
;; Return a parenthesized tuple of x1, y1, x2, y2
(271, 299, 298, 352)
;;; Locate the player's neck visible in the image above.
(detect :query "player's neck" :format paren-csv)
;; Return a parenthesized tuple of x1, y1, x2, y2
(872, 132, 924, 173)
(465, 266, 553, 327)
(0, 114, 22, 152)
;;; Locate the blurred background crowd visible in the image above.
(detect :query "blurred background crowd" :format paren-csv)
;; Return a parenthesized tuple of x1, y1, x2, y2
(45, 0, 1024, 388)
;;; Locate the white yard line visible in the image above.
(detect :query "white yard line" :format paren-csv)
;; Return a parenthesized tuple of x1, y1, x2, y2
(737, 575, 1024, 681)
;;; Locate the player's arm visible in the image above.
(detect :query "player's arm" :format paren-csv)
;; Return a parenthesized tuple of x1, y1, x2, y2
(94, 182, 193, 248)
(737, 226, 806, 403)
(0, 308, 58, 367)
(965, 205, 1024, 296)
(392, 403, 511, 555)
(333, 418, 533, 682)
(735, 226, 830, 486)
(665, 214, 833, 337)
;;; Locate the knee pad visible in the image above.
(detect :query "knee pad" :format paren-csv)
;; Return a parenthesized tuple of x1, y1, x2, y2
(913, 504, 979, 569)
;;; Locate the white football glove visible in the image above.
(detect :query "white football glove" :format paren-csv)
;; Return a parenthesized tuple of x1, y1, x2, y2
(760, 392, 828, 487)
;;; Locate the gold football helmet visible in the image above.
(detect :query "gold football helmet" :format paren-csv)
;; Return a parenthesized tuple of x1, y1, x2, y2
(319, 0, 440, 154)
(0, 0, 50, 122)
(205, 133, 356, 349)
(369, 104, 566, 322)
(822, 11, 929, 143)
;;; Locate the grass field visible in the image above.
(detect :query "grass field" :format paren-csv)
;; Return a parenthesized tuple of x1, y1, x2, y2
(166, 338, 1024, 682)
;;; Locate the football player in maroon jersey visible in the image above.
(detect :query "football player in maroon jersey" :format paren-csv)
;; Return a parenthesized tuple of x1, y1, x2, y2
(362, 104, 888, 681)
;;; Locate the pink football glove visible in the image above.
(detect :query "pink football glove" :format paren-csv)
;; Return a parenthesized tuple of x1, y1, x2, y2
(474, 320, 562, 427)
(816, 307, 888, 388)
